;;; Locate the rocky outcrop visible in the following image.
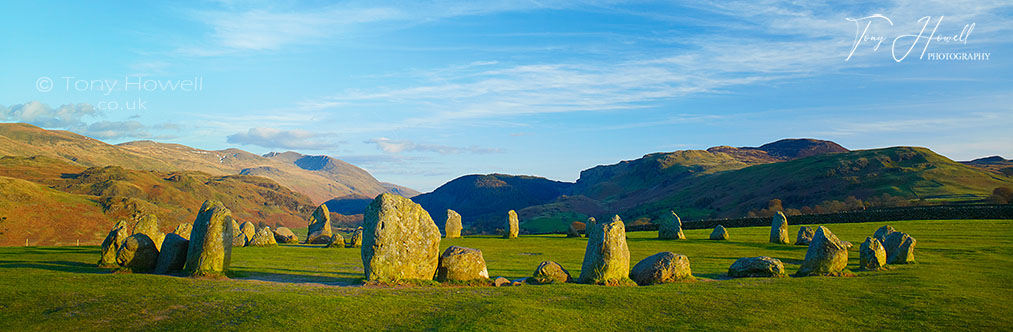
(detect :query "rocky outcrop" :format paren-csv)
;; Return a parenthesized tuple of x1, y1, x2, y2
(444, 209, 463, 238)
(769, 211, 789, 244)
(795, 226, 815, 245)
(306, 204, 333, 244)
(273, 227, 299, 244)
(859, 237, 886, 270)
(531, 261, 572, 284)
(727, 256, 786, 278)
(578, 215, 632, 285)
(154, 233, 189, 274)
(657, 211, 686, 240)
(183, 200, 234, 277)
(504, 210, 519, 239)
(883, 231, 917, 264)
(435, 246, 489, 282)
(116, 234, 159, 273)
(98, 220, 129, 268)
(629, 252, 693, 285)
(361, 194, 441, 282)
(796, 226, 849, 276)
(710, 225, 729, 240)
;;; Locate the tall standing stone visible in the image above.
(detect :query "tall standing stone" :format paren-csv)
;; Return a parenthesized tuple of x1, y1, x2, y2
(657, 211, 686, 240)
(859, 237, 887, 270)
(361, 194, 441, 282)
(796, 226, 815, 245)
(710, 225, 729, 240)
(504, 210, 519, 239)
(796, 226, 849, 276)
(306, 204, 333, 244)
(883, 231, 917, 264)
(769, 211, 789, 244)
(444, 209, 463, 238)
(154, 233, 189, 274)
(585, 217, 599, 238)
(578, 215, 631, 285)
(348, 226, 363, 248)
(98, 220, 129, 268)
(183, 200, 234, 277)
(134, 214, 165, 251)
(240, 221, 256, 243)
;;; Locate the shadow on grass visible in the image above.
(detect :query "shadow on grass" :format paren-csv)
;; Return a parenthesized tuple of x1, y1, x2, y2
(230, 267, 362, 285)
(0, 260, 108, 274)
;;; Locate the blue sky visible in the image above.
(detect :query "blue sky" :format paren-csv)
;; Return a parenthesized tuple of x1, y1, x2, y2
(1, 1, 1011, 191)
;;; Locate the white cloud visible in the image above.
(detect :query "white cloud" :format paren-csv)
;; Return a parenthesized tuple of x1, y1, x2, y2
(0, 101, 98, 128)
(80, 121, 151, 139)
(227, 127, 338, 150)
(365, 137, 501, 154)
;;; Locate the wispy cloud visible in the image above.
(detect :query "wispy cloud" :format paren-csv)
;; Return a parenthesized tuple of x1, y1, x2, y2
(365, 137, 501, 154)
(227, 128, 339, 150)
(0, 101, 157, 139)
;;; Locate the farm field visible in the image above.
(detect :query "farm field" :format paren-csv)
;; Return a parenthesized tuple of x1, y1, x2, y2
(0, 219, 1011, 331)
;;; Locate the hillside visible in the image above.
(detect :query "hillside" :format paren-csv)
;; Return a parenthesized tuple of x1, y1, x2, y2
(0, 155, 315, 246)
(411, 174, 573, 231)
(961, 156, 1013, 176)
(0, 123, 415, 204)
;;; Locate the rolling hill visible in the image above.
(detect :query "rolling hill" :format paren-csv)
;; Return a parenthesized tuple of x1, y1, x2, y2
(0, 123, 416, 204)
(411, 174, 573, 231)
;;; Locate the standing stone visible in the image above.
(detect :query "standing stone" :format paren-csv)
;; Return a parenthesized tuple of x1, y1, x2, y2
(629, 252, 694, 285)
(873, 225, 896, 243)
(567, 221, 585, 238)
(154, 233, 189, 274)
(859, 237, 887, 270)
(173, 223, 193, 240)
(249, 227, 278, 246)
(98, 221, 129, 268)
(306, 204, 333, 244)
(240, 221, 256, 243)
(796, 226, 849, 276)
(504, 210, 519, 239)
(348, 226, 363, 248)
(769, 211, 789, 244)
(134, 214, 165, 251)
(728, 256, 786, 278)
(325, 233, 346, 248)
(710, 225, 729, 240)
(585, 217, 599, 238)
(361, 194, 441, 282)
(273, 227, 299, 244)
(436, 246, 489, 282)
(116, 234, 159, 272)
(183, 200, 234, 277)
(883, 232, 916, 264)
(230, 219, 246, 247)
(578, 215, 632, 285)
(657, 211, 686, 240)
(796, 226, 815, 245)
(444, 209, 463, 238)
(531, 261, 572, 284)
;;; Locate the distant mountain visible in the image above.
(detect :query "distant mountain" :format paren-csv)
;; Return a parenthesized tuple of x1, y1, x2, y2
(411, 174, 573, 230)
(0, 123, 415, 204)
(323, 194, 374, 215)
(961, 156, 1013, 176)
(0, 155, 314, 246)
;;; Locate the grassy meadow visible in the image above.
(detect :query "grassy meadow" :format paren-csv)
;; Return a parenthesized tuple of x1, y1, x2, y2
(0, 219, 1011, 331)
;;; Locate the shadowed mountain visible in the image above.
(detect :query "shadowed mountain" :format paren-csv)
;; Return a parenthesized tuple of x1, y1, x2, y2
(411, 174, 573, 230)
(961, 156, 1013, 176)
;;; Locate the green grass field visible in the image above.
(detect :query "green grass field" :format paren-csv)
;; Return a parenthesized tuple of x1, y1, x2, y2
(1, 219, 1011, 331)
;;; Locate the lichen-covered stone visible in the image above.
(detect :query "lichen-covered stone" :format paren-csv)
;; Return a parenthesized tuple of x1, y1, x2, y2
(493, 276, 511, 287)
(249, 226, 278, 246)
(728, 256, 785, 278)
(585, 217, 599, 238)
(444, 209, 463, 238)
(306, 204, 333, 244)
(273, 227, 299, 244)
(116, 233, 159, 272)
(348, 226, 363, 248)
(503, 210, 519, 239)
(173, 223, 192, 240)
(240, 221, 256, 243)
(578, 215, 632, 285)
(436, 246, 489, 282)
(710, 225, 729, 240)
(796, 226, 849, 276)
(629, 252, 694, 285)
(183, 200, 234, 277)
(361, 194, 441, 282)
(325, 233, 345, 248)
(769, 211, 789, 244)
(154, 233, 189, 274)
(795, 226, 815, 245)
(98, 220, 129, 268)
(658, 211, 686, 240)
(567, 221, 585, 238)
(873, 225, 896, 243)
(134, 215, 165, 251)
(232, 233, 248, 247)
(531, 261, 572, 284)
(859, 237, 887, 270)
(883, 231, 916, 264)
